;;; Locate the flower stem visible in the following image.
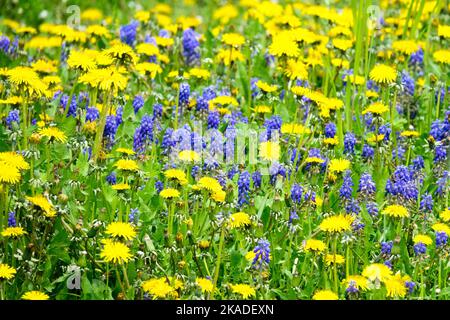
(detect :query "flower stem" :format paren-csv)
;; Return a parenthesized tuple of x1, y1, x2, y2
(211, 224, 225, 300)
(21, 98, 28, 150)
(115, 267, 128, 300)
(92, 92, 111, 163)
(333, 236, 338, 293)
(168, 202, 175, 240)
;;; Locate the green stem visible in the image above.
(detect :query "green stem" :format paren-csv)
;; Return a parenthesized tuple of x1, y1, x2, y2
(174, 83, 181, 130)
(168, 202, 175, 240)
(121, 264, 130, 291)
(333, 236, 338, 293)
(45, 142, 51, 179)
(63, 79, 78, 118)
(211, 225, 225, 300)
(115, 267, 128, 299)
(92, 92, 111, 163)
(21, 98, 28, 150)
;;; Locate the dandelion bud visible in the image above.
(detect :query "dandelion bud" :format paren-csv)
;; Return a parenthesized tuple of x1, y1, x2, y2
(30, 133, 42, 144)
(116, 292, 125, 300)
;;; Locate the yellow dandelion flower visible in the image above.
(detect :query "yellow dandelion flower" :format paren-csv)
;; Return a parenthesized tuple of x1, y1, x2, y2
(135, 62, 163, 78)
(160, 188, 180, 199)
(325, 254, 345, 265)
(1, 227, 27, 238)
(105, 222, 136, 240)
(0, 162, 21, 184)
(245, 251, 256, 261)
(382, 204, 409, 218)
(367, 134, 385, 143)
(142, 278, 175, 298)
(229, 284, 256, 299)
(31, 59, 57, 74)
(164, 169, 188, 185)
(345, 74, 365, 86)
(26, 194, 56, 218)
(281, 123, 311, 135)
(188, 68, 210, 80)
(38, 127, 67, 143)
(135, 10, 150, 22)
(115, 159, 139, 171)
(269, 32, 300, 57)
(400, 130, 419, 138)
(104, 43, 137, 65)
(178, 150, 200, 162)
(0, 96, 24, 105)
(211, 190, 226, 203)
(197, 177, 223, 192)
(439, 208, 450, 222)
(25, 36, 62, 49)
(198, 240, 210, 249)
(291, 86, 311, 97)
(385, 273, 408, 298)
(314, 196, 324, 207)
(284, 59, 308, 80)
(21, 291, 49, 300)
(438, 25, 450, 38)
(79, 67, 128, 93)
(321, 97, 344, 111)
(259, 141, 280, 162)
(81, 8, 103, 21)
(413, 234, 432, 245)
(305, 157, 325, 164)
(16, 26, 37, 35)
(332, 38, 353, 51)
(256, 80, 277, 93)
(213, 4, 238, 24)
(116, 148, 135, 155)
(209, 95, 238, 107)
(0, 153, 28, 171)
(0, 264, 16, 280)
(304, 239, 326, 253)
(328, 159, 350, 174)
(362, 263, 392, 282)
(196, 277, 214, 293)
(100, 241, 132, 264)
(86, 25, 110, 38)
(392, 40, 419, 55)
(432, 223, 450, 235)
(253, 105, 272, 114)
(362, 102, 389, 115)
(82, 121, 97, 133)
(342, 275, 370, 290)
(222, 33, 245, 46)
(154, 36, 174, 47)
(366, 90, 379, 98)
(215, 48, 245, 66)
(43, 75, 61, 86)
(112, 183, 131, 191)
(369, 64, 397, 84)
(229, 212, 251, 229)
(319, 214, 354, 233)
(6, 66, 48, 97)
(324, 137, 339, 146)
(136, 43, 159, 56)
(331, 57, 350, 69)
(433, 50, 450, 65)
(67, 50, 97, 72)
(312, 290, 338, 300)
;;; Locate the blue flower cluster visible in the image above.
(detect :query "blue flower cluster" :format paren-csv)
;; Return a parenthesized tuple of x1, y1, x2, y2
(182, 28, 200, 66)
